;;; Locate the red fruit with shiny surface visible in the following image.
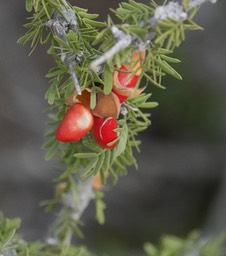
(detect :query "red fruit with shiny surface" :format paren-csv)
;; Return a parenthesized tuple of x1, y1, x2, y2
(56, 103, 94, 142)
(116, 65, 139, 88)
(113, 92, 128, 103)
(92, 116, 118, 149)
(113, 65, 145, 101)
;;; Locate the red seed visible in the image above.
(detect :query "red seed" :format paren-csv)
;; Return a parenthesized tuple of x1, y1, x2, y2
(116, 65, 139, 88)
(56, 103, 94, 142)
(92, 116, 118, 149)
(113, 91, 128, 103)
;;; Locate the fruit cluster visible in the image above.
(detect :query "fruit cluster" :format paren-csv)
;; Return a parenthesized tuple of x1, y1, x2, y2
(56, 51, 145, 149)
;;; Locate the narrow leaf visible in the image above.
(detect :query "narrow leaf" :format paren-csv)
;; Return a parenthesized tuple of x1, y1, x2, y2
(80, 158, 98, 180)
(155, 59, 182, 80)
(160, 55, 181, 63)
(90, 87, 97, 110)
(45, 140, 59, 160)
(93, 152, 105, 175)
(74, 153, 98, 158)
(45, 81, 59, 105)
(26, 0, 33, 12)
(143, 73, 166, 89)
(139, 102, 159, 108)
(83, 18, 105, 27)
(1, 229, 16, 249)
(95, 191, 106, 224)
(103, 64, 113, 95)
(78, 12, 99, 20)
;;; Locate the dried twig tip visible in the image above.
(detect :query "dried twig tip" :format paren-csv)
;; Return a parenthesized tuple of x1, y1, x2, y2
(90, 26, 132, 70)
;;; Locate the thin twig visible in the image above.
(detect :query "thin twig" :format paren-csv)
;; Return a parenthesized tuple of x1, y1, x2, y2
(90, 0, 218, 70)
(46, 7, 81, 94)
(90, 26, 132, 70)
(46, 179, 95, 246)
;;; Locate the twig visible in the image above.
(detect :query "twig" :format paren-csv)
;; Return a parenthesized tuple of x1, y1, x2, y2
(46, 7, 82, 95)
(154, 2, 188, 21)
(90, 0, 218, 70)
(46, 179, 95, 246)
(90, 26, 132, 70)
(189, 0, 217, 9)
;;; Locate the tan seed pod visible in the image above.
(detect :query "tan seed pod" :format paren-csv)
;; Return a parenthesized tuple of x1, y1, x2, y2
(92, 92, 120, 119)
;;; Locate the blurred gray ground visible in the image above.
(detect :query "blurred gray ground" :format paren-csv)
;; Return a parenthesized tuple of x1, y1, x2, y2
(0, 1, 226, 256)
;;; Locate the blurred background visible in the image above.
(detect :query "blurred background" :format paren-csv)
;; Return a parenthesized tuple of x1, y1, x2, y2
(0, 0, 225, 255)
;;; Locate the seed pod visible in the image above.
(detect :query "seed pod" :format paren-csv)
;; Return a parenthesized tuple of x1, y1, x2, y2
(65, 89, 91, 107)
(92, 91, 120, 118)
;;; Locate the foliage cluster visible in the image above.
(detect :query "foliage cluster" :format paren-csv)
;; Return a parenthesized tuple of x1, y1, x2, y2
(0, 212, 225, 256)
(144, 232, 226, 256)
(0, 212, 93, 256)
(16, 0, 213, 248)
